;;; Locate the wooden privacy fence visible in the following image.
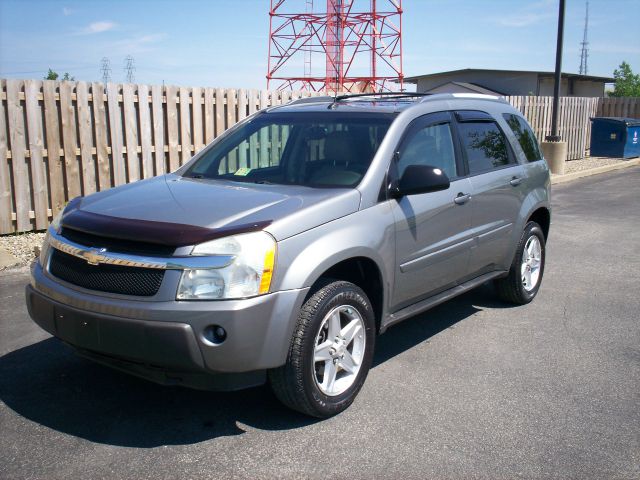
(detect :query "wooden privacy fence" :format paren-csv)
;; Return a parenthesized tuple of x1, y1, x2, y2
(597, 96, 640, 118)
(506, 95, 600, 161)
(0, 78, 639, 235)
(0, 79, 318, 234)
(505, 96, 640, 162)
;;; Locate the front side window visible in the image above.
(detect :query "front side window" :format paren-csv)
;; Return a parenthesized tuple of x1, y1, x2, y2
(458, 122, 512, 174)
(503, 114, 543, 162)
(397, 122, 457, 179)
(185, 112, 393, 188)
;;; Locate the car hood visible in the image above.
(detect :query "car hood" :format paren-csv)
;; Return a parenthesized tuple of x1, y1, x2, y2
(62, 174, 361, 244)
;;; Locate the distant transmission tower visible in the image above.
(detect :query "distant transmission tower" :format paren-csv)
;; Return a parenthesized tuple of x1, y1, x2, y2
(124, 55, 136, 83)
(100, 57, 111, 83)
(579, 1, 589, 75)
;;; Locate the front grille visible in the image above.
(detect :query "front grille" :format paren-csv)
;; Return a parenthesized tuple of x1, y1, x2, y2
(60, 228, 176, 256)
(49, 249, 165, 296)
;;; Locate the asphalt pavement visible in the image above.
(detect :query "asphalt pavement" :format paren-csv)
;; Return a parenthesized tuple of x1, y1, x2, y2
(1, 167, 639, 480)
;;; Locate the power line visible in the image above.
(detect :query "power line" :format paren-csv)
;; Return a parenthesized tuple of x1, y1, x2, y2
(100, 57, 111, 83)
(124, 55, 136, 83)
(579, 1, 589, 75)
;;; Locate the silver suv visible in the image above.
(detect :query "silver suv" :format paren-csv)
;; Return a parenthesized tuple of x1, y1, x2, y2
(27, 93, 550, 417)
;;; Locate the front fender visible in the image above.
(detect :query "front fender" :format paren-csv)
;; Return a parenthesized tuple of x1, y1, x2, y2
(272, 201, 396, 309)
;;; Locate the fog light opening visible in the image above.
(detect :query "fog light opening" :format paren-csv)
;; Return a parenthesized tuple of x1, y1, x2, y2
(204, 325, 227, 345)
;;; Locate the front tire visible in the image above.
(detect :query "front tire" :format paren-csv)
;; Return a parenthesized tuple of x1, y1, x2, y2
(269, 280, 376, 418)
(495, 221, 546, 305)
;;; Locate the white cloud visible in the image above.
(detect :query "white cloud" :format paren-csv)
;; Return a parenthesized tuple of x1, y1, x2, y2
(109, 33, 167, 54)
(78, 21, 117, 35)
(493, 0, 555, 28)
(135, 34, 166, 44)
(62, 7, 73, 16)
(497, 12, 551, 28)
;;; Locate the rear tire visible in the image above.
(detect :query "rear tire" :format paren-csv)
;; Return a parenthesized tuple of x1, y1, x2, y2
(495, 221, 546, 305)
(268, 280, 376, 418)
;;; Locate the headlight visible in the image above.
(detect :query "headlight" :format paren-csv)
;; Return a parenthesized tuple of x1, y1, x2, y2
(176, 231, 276, 300)
(39, 210, 64, 266)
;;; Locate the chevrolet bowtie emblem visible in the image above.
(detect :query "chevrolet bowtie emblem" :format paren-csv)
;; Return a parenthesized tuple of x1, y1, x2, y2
(81, 247, 108, 265)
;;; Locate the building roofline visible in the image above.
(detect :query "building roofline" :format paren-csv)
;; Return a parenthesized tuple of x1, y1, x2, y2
(404, 68, 615, 83)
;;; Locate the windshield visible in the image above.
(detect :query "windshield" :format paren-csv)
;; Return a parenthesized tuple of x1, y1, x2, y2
(184, 111, 393, 188)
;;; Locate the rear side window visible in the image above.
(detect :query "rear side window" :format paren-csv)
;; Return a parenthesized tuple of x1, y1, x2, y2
(398, 123, 458, 179)
(457, 122, 512, 174)
(503, 114, 543, 162)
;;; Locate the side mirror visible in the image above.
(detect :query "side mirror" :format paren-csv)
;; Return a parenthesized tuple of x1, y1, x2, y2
(393, 165, 450, 197)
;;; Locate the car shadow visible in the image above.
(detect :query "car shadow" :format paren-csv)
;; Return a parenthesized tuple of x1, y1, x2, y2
(372, 282, 511, 367)
(0, 283, 514, 447)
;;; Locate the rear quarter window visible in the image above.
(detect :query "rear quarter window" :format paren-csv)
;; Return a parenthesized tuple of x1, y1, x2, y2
(503, 114, 543, 162)
(457, 121, 513, 175)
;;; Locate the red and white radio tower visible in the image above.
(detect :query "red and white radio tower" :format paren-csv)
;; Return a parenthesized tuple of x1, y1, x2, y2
(267, 0, 403, 93)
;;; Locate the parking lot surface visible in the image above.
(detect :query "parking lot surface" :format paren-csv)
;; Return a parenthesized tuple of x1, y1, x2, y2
(1, 168, 639, 480)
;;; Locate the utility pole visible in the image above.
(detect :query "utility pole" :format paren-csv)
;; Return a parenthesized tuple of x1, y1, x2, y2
(100, 57, 111, 84)
(578, 1, 589, 75)
(124, 55, 135, 83)
(547, 0, 565, 142)
(541, 0, 568, 176)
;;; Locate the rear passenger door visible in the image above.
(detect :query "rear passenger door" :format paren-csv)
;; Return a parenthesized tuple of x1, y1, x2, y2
(454, 110, 526, 278)
(390, 112, 473, 310)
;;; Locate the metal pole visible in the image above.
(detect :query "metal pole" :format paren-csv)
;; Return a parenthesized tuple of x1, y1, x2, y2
(547, 0, 565, 141)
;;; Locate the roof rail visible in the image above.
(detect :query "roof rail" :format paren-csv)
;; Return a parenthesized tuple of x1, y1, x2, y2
(418, 93, 508, 104)
(334, 92, 431, 102)
(286, 95, 335, 106)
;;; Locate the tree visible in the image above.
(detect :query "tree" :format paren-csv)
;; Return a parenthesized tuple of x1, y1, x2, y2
(44, 69, 75, 81)
(610, 61, 640, 97)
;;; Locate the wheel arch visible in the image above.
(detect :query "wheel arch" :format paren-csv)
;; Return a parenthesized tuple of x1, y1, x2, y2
(306, 256, 385, 334)
(527, 206, 551, 240)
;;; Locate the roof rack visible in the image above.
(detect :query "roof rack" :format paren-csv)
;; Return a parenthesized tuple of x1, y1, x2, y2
(286, 95, 335, 106)
(334, 92, 431, 102)
(276, 91, 508, 112)
(285, 92, 429, 107)
(418, 93, 506, 104)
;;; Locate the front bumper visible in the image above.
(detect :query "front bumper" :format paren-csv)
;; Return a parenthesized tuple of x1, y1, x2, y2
(27, 262, 309, 390)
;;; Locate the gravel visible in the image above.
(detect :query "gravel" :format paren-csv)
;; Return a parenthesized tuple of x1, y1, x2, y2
(565, 156, 630, 174)
(0, 232, 45, 269)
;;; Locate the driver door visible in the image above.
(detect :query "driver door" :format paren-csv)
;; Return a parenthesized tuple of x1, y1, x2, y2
(390, 112, 474, 311)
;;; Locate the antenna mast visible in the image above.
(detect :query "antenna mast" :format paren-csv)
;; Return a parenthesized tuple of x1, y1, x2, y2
(579, 1, 589, 75)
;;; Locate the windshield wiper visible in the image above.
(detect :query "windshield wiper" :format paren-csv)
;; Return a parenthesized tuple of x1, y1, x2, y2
(253, 180, 273, 184)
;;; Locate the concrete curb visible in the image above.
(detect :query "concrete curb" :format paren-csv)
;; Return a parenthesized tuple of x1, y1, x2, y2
(551, 158, 640, 185)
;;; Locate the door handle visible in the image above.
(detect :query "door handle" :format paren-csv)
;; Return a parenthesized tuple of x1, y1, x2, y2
(454, 193, 471, 205)
(510, 176, 523, 186)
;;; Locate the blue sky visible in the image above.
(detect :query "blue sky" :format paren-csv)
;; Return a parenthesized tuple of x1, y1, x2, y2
(1, 0, 638, 88)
